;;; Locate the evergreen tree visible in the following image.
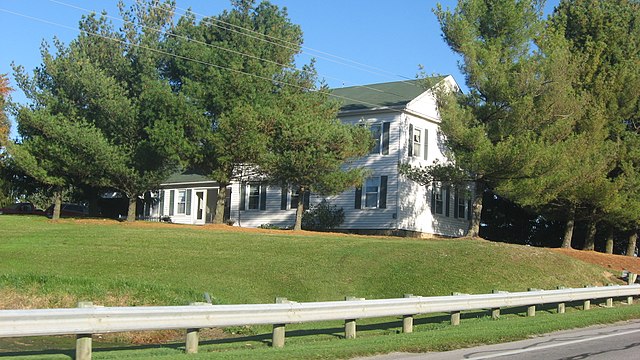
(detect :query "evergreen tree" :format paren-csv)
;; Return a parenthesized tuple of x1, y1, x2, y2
(11, 0, 206, 221)
(165, 0, 304, 224)
(261, 66, 372, 230)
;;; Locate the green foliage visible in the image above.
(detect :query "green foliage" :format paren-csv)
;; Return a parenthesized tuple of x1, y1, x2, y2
(10, 0, 207, 220)
(429, 0, 640, 246)
(301, 200, 345, 231)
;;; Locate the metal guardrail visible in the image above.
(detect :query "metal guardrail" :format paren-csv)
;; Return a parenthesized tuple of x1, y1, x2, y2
(1, 283, 638, 358)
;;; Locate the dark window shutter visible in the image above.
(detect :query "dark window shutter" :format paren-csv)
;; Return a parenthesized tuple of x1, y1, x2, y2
(169, 190, 175, 216)
(454, 189, 459, 219)
(280, 186, 288, 210)
(303, 190, 310, 210)
(355, 186, 362, 209)
(445, 186, 451, 217)
(430, 184, 436, 215)
(186, 189, 192, 215)
(379, 176, 388, 209)
(239, 183, 246, 211)
(408, 124, 414, 157)
(159, 190, 164, 216)
(260, 185, 267, 210)
(468, 199, 473, 220)
(423, 129, 428, 160)
(382, 122, 390, 155)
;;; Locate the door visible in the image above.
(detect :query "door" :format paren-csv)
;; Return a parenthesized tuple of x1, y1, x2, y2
(195, 191, 205, 225)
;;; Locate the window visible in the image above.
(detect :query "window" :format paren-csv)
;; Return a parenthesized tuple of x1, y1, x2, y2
(248, 184, 260, 210)
(454, 188, 471, 220)
(413, 128, 422, 157)
(355, 176, 388, 209)
(241, 183, 266, 211)
(431, 183, 449, 216)
(177, 190, 187, 214)
(370, 124, 382, 154)
(434, 185, 444, 215)
(365, 177, 380, 208)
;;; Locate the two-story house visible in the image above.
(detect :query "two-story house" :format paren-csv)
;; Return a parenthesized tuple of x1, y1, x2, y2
(149, 76, 472, 237)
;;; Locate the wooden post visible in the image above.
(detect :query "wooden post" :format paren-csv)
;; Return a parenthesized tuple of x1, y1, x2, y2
(450, 311, 461, 326)
(185, 302, 207, 354)
(272, 297, 288, 348)
(76, 302, 93, 360)
(628, 273, 637, 285)
(606, 284, 614, 308)
(490, 290, 506, 320)
(557, 286, 566, 314)
(402, 294, 415, 333)
(344, 296, 362, 339)
(527, 288, 539, 317)
(450, 292, 466, 325)
(583, 285, 591, 310)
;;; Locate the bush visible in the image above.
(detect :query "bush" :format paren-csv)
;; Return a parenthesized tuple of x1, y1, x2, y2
(302, 200, 344, 231)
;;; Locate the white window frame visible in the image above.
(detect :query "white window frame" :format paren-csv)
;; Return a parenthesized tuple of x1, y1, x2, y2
(413, 127, 422, 158)
(364, 177, 380, 209)
(247, 183, 261, 210)
(370, 123, 382, 155)
(177, 190, 187, 214)
(434, 185, 444, 215)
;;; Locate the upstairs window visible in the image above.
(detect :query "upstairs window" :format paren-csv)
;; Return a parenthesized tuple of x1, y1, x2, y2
(408, 124, 428, 160)
(370, 124, 382, 154)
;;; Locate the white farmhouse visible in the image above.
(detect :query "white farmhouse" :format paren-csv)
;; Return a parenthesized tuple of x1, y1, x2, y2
(149, 76, 472, 237)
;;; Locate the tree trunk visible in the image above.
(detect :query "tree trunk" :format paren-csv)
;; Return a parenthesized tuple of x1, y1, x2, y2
(213, 184, 228, 224)
(51, 187, 62, 220)
(582, 218, 596, 251)
(126, 195, 137, 222)
(627, 232, 638, 257)
(561, 205, 575, 249)
(605, 228, 614, 254)
(293, 186, 305, 231)
(466, 181, 484, 238)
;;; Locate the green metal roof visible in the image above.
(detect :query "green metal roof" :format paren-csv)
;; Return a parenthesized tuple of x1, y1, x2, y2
(162, 172, 217, 185)
(331, 77, 443, 112)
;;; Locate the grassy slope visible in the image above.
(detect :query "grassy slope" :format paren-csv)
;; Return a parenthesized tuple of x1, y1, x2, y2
(1, 216, 639, 359)
(0, 216, 620, 307)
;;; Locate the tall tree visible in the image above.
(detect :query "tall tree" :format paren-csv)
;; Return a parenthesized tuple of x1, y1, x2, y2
(11, 0, 206, 221)
(166, 0, 304, 224)
(261, 66, 372, 230)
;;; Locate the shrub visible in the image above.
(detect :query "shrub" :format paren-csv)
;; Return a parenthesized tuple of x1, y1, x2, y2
(302, 200, 344, 231)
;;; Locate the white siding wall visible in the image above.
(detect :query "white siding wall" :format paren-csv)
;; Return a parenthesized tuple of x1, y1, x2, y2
(157, 184, 217, 225)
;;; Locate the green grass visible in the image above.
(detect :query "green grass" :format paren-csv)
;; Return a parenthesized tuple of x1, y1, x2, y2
(0, 215, 637, 359)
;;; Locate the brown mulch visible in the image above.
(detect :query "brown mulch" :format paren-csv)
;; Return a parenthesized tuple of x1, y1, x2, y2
(552, 248, 640, 274)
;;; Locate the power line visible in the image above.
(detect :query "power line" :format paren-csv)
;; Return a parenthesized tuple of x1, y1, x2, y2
(0, 7, 412, 115)
(47, 0, 414, 100)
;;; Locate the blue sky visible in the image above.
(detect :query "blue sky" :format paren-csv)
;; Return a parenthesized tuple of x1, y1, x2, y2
(0, 0, 560, 137)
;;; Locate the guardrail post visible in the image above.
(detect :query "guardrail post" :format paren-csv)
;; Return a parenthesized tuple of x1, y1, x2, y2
(272, 297, 288, 348)
(76, 302, 93, 360)
(450, 292, 466, 325)
(186, 302, 207, 354)
(344, 296, 363, 339)
(557, 286, 566, 314)
(527, 288, 539, 317)
(605, 284, 614, 308)
(402, 294, 415, 333)
(490, 290, 507, 319)
(583, 285, 591, 310)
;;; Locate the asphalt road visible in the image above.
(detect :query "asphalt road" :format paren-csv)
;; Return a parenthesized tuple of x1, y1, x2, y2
(356, 320, 640, 360)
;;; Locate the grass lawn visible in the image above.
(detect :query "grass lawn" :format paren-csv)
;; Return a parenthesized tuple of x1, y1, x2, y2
(0, 215, 637, 359)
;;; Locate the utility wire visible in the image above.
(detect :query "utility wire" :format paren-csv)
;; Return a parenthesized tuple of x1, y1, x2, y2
(0, 7, 412, 114)
(47, 0, 415, 100)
